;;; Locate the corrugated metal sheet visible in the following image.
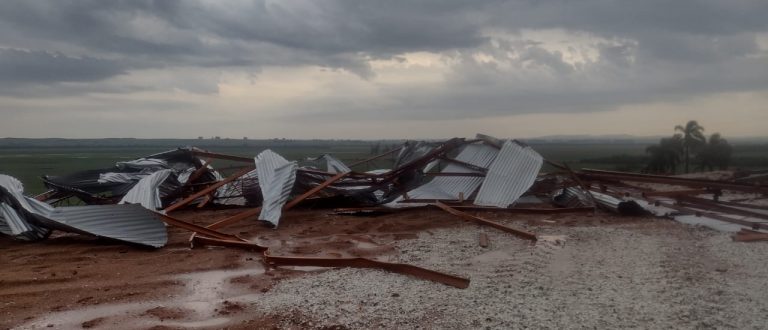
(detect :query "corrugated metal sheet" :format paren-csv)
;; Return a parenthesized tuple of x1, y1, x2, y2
(393, 141, 437, 169)
(552, 187, 592, 208)
(116, 158, 168, 170)
(474, 141, 542, 208)
(0, 175, 54, 214)
(98, 172, 146, 184)
(40, 204, 167, 247)
(307, 154, 351, 174)
(215, 168, 258, 206)
(589, 190, 646, 215)
(119, 169, 173, 211)
(0, 175, 52, 240)
(0, 174, 167, 247)
(0, 202, 50, 241)
(256, 150, 297, 226)
(630, 198, 677, 217)
(176, 167, 195, 185)
(634, 197, 767, 232)
(405, 143, 499, 200)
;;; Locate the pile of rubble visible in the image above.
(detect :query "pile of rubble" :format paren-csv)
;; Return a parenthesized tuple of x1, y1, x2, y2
(2, 134, 767, 288)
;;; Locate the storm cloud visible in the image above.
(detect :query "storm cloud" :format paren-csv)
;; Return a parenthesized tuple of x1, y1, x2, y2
(0, 0, 766, 137)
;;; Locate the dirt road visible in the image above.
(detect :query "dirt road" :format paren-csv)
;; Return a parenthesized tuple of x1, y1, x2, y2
(2, 209, 766, 329)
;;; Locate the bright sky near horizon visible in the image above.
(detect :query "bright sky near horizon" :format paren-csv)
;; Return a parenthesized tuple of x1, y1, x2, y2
(1, 1, 767, 139)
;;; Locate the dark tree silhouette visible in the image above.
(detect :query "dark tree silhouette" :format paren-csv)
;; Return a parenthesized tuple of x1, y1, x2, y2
(697, 133, 733, 171)
(645, 134, 684, 174)
(675, 120, 706, 173)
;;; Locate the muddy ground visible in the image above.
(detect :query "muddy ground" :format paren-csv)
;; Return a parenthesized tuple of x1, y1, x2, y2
(2, 208, 767, 329)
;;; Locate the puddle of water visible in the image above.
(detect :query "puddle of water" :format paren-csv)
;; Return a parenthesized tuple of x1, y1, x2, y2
(537, 235, 568, 246)
(160, 317, 232, 328)
(281, 265, 329, 272)
(353, 241, 379, 249)
(18, 265, 265, 329)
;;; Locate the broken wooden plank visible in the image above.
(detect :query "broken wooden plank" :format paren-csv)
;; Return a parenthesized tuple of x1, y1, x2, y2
(732, 229, 768, 242)
(432, 201, 537, 241)
(163, 166, 254, 213)
(191, 235, 267, 251)
(184, 158, 213, 186)
(263, 253, 470, 289)
(154, 212, 242, 241)
(283, 172, 349, 211)
(191, 150, 254, 163)
(479, 233, 489, 248)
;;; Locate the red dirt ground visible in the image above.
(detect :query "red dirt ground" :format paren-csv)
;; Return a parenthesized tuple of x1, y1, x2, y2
(0, 206, 631, 329)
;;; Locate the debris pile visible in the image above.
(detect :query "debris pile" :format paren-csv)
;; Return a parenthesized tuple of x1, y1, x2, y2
(2, 134, 768, 287)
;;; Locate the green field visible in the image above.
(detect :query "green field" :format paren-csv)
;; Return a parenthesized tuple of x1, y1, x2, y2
(1, 140, 767, 194)
(0, 142, 390, 194)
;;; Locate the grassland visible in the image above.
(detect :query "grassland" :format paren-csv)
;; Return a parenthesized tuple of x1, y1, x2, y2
(1, 139, 766, 194)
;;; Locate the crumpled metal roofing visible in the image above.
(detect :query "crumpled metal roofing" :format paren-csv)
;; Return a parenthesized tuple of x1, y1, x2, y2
(98, 172, 148, 184)
(306, 154, 351, 174)
(0, 201, 51, 241)
(393, 141, 437, 169)
(119, 169, 174, 212)
(0, 175, 55, 242)
(552, 187, 593, 208)
(256, 150, 297, 226)
(215, 168, 259, 206)
(475, 141, 543, 208)
(0, 174, 167, 247)
(116, 158, 168, 170)
(404, 143, 499, 200)
(38, 204, 168, 247)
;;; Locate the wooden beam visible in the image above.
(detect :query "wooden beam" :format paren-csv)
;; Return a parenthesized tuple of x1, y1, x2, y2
(432, 201, 538, 241)
(207, 207, 262, 230)
(580, 169, 768, 194)
(163, 166, 254, 213)
(438, 156, 488, 173)
(191, 150, 253, 163)
(184, 158, 212, 186)
(283, 172, 350, 210)
(347, 146, 403, 168)
(199, 171, 350, 232)
(154, 212, 242, 241)
(196, 195, 212, 208)
(479, 233, 489, 248)
(191, 235, 267, 251)
(263, 253, 470, 289)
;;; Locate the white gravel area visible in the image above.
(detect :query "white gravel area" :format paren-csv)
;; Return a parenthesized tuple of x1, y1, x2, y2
(251, 220, 768, 329)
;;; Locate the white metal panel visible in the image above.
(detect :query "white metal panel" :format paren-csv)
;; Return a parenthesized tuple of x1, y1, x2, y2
(474, 141, 543, 208)
(405, 143, 499, 200)
(256, 150, 298, 226)
(0, 174, 165, 246)
(119, 169, 173, 211)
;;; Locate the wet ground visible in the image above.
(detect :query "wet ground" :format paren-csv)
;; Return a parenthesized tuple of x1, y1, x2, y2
(4, 208, 765, 329)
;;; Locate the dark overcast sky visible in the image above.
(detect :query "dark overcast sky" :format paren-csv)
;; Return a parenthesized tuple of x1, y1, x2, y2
(1, 0, 767, 138)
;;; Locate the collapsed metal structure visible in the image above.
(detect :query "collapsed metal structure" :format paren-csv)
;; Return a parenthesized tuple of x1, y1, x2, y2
(3, 134, 768, 287)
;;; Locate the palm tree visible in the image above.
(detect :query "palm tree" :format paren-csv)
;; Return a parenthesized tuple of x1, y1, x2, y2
(675, 120, 706, 173)
(645, 134, 683, 174)
(697, 133, 733, 171)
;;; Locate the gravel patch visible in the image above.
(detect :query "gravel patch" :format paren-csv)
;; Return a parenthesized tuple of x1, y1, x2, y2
(251, 220, 768, 329)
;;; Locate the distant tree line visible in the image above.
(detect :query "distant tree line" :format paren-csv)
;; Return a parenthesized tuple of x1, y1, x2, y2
(645, 120, 732, 174)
